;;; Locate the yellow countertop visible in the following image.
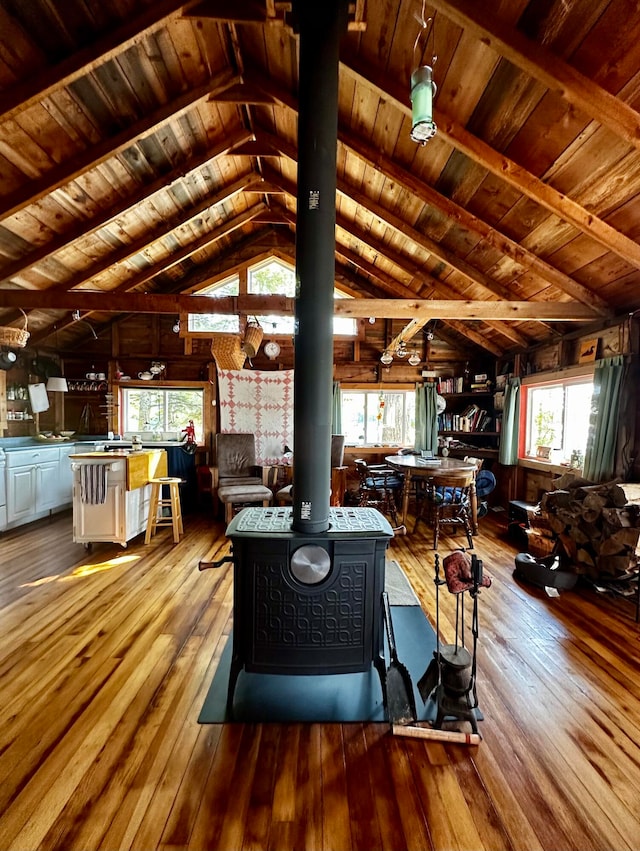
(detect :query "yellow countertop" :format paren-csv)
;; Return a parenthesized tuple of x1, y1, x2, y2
(70, 449, 167, 490)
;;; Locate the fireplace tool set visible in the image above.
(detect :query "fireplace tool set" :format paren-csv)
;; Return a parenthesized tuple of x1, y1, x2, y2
(389, 549, 491, 744)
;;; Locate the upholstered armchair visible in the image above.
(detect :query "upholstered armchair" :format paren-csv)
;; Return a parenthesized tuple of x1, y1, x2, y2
(211, 433, 271, 520)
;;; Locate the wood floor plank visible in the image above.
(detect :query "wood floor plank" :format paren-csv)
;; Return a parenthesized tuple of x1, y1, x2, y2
(0, 511, 639, 851)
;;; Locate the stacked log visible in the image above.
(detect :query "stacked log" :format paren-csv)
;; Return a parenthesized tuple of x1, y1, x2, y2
(540, 472, 640, 580)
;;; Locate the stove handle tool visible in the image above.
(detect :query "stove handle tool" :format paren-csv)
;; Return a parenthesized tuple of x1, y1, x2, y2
(198, 553, 234, 571)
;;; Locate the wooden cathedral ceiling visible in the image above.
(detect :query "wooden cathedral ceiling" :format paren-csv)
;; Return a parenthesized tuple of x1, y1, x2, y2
(0, 0, 640, 356)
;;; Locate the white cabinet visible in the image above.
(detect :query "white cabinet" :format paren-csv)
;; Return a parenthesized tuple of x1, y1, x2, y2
(74, 479, 125, 542)
(70, 455, 160, 547)
(6, 446, 65, 527)
(56, 444, 76, 507)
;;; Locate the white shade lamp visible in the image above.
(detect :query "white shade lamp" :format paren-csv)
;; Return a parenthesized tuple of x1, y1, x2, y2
(46, 376, 68, 392)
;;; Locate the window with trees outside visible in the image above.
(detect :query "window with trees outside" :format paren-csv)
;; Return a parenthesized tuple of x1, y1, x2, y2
(121, 387, 204, 440)
(187, 257, 357, 337)
(341, 390, 415, 446)
(522, 375, 593, 464)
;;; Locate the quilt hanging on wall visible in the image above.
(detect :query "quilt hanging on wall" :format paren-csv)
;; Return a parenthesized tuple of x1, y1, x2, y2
(217, 367, 294, 465)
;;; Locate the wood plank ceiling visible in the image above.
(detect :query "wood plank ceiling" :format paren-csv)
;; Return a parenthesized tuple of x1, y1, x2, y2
(0, 0, 639, 357)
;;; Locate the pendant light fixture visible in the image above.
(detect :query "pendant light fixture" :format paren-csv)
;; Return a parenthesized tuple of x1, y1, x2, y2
(410, 3, 437, 145)
(410, 65, 437, 144)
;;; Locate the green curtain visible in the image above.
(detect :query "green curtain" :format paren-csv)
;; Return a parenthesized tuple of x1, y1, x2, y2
(583, 356, 624, 482)
(415, 382, 438, 452)
(332, 380, 342, 434)
(498, 377, 521, 465)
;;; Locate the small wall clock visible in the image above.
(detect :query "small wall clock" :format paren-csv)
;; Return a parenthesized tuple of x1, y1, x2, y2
(264, 340, 281, 360)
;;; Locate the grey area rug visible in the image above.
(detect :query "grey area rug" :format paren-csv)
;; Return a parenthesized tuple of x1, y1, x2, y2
(385, 559, 420, 605)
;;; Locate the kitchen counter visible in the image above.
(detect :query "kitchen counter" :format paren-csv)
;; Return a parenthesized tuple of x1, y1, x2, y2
(69, 449, 168, 546)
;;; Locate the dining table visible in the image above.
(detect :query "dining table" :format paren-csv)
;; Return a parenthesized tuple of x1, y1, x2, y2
(384, 454, 479, 533)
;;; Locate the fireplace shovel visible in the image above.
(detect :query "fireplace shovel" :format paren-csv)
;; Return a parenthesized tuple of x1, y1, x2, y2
(382, 591, 417, 727)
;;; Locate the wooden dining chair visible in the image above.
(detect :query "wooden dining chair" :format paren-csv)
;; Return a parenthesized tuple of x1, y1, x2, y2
(414, 470, 475, 550)
(354, 458, 404, 529)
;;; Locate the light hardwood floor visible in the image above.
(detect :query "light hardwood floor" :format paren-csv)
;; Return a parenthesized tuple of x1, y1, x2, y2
(0, 506, 639, 851)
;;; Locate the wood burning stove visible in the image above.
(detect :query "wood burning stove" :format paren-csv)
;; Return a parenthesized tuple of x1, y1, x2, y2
(202, 2, 396, 718)
(223, 506, 393, 712)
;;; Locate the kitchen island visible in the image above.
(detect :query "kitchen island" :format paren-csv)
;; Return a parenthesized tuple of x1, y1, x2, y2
(69, 448, 167, 547)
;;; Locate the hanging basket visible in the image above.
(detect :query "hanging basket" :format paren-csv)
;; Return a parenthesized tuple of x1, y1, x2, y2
(243, 320, 264, 358)
(211, 334, 247, 370)
(0, 309, 29, 348)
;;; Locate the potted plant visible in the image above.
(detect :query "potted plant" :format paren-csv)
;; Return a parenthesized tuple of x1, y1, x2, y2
(534, 409, 556, 459)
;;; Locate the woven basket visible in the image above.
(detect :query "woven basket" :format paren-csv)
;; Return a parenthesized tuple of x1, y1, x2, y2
(0, 309, 29, 347)
(243, 321, 264, 358)
(211, 334, 247, 370)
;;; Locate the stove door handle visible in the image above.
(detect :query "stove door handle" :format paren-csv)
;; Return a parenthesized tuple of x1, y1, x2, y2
(198, 554, 234, 571)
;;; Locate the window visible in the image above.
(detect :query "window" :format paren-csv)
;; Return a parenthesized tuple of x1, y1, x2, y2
(121, 387, 204, 440)
(522, 375, 593, 463)
(341, 390, 415, 446)
(187, 257, 357, 337)
(188, 275, 239, 333)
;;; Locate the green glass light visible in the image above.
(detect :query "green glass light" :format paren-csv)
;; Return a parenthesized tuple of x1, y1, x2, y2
(410, 65, 437, 144)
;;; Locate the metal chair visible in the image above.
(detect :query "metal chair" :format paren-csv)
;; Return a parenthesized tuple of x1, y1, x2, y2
(415, 470, 475, 549)
(354, 458, 404, 530)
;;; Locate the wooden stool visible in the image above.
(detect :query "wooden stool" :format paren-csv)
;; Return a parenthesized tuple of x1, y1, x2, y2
(145, 477, 184, 544)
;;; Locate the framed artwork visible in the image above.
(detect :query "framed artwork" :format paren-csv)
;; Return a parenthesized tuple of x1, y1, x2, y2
(578, 338, 598, 363)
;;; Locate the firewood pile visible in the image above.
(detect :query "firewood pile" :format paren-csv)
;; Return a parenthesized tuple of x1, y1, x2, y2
(539, 471, 640, 582)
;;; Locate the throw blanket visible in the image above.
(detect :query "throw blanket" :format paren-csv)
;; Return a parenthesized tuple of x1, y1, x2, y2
(217, 367, 294, 465)
(79, 464, 108, 505)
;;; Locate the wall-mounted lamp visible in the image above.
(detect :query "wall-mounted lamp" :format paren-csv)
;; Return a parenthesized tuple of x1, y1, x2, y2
(368, 316, 376, 324)
(408, 351, 421, 366)
(172, 318, 181, 334)
(410, 65, 437, 144)
(380, 351, 393, 366)
(46, 376, 68, 392)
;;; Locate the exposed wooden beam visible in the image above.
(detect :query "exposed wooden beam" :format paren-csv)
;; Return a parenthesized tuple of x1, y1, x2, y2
(260, 163, 557, 348)
(244, 74, 609, 314)
(0, 0, 202, 126)
(0, 69, 240, 222)
(262, 177, 528, 351)
(340, 57, 640, 271)
(335, 123, 610, 314)
(46, 175, 265, 294)
(0, 289, 600, 321)
(334, 300, 600, 321)
(385, 319, 430, 355)
(106, 205, 267, 295)
(0, 130, 254, 286)
(431, 0, 640, 154)
(324, 203, 522, 351)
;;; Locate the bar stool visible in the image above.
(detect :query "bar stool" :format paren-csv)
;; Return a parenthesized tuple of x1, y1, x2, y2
(145, 477, 184, 544)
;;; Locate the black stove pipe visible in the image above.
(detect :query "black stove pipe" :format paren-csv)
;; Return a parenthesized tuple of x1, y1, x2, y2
(292, 0, 349, 535)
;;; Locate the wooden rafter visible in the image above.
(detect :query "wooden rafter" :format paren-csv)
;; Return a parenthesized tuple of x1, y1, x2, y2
(0, 0, 202, 126)
(0, 290, 602, 321)
(0, 130, 254, 287)
(431, 0, 640, 153)
(243, 73, 610, 314)
(340, 57, 640, 271)
(0, 70, 240, 223)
